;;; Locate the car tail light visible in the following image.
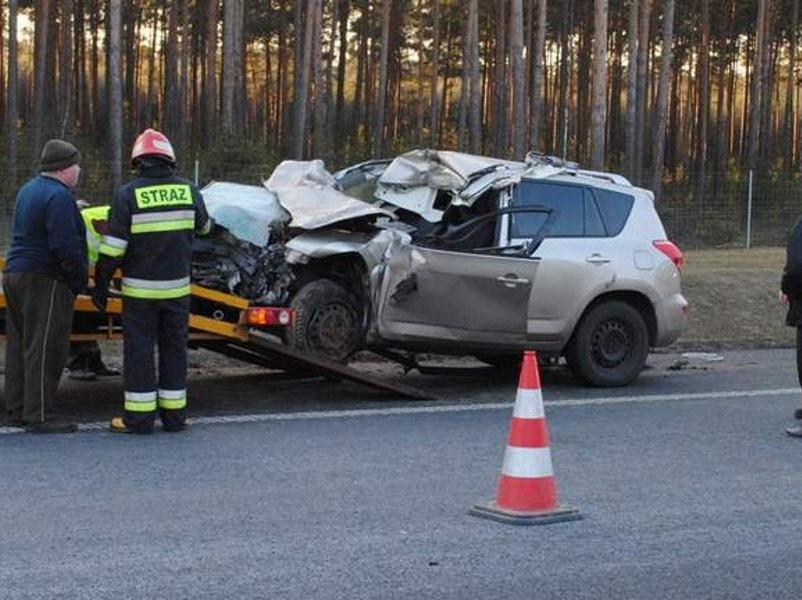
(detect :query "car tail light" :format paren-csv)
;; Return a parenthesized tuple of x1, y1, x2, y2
(244, 307, 294, 327)
(653, 240, 684, 271)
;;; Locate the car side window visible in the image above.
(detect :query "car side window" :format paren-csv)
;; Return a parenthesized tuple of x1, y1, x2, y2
(510, 181, 584, 238)
(593, 188, 635, 236)
(584, 189, 606, 236)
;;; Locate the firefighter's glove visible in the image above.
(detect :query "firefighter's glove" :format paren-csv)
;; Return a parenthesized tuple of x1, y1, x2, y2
(91, 286, 108, 313)
(91, 267, 112, 313)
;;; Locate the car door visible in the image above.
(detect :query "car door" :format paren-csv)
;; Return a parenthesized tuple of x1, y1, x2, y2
(500, 179, 619, 342)
(374, 226, 539, 347)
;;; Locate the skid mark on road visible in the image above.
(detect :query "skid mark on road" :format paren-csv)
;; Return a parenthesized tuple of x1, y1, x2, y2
(0, 387, 798, 436)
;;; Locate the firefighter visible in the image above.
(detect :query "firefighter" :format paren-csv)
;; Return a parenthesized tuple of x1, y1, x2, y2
(92, 129, 211, 434)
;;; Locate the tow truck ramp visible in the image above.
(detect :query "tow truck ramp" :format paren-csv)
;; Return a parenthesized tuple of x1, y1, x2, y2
(0, 280, 435, 401)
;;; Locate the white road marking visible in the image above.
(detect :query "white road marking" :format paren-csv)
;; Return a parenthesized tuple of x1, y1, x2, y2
(0, 387, 798, 436)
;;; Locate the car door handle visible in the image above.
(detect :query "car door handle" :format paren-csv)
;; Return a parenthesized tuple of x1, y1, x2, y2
(585, 254, 611, 265)
(496, 275, 530, 287)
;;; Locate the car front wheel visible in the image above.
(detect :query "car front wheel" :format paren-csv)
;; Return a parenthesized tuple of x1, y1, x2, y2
(566, 300, 649, 387)
(288, 279, 362, 362)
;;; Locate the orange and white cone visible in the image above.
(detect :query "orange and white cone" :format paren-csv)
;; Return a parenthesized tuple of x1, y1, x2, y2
(470, 350, 581, 525)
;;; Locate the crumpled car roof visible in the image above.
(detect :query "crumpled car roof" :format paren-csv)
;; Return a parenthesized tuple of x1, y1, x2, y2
(377, 149, 525, 190)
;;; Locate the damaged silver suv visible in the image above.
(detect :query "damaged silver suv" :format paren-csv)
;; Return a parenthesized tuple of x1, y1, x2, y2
(197, 150, 687, 387)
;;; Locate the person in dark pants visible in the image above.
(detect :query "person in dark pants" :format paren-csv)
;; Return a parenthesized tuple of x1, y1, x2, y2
(67, 202, 121, 381)
(781, 217, 802, 437)
(92, 129, 210, 434)
(2, 139, 87, 433)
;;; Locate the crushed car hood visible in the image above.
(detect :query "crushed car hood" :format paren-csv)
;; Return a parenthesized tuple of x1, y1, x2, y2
(264, 160, 395, 230)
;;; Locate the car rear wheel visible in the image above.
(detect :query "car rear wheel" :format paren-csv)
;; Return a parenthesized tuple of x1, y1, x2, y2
(566, 300, 648, 387)
(288, 279, 361, 362)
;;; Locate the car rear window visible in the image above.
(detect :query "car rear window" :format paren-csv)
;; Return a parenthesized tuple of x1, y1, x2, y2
(593, 188, 634, 236)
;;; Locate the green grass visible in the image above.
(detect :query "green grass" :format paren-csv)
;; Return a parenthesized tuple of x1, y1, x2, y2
(675, 247, 793, 349)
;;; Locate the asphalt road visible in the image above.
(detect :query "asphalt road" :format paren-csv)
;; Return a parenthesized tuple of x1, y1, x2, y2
(2, 348, 802, 599)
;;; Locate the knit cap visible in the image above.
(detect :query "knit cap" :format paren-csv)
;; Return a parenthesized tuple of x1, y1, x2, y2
(39, 139, 81, 172)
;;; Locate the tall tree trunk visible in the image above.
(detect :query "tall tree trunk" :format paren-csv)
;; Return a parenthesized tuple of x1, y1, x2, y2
(748, 0, 769, 171)
(203, 0, 218, 144)
(467, 0, 481, 153)
(415, 0, 425, 146)
(336, 0, 349, 149)
(557, 0, 572, 159)
(57, 0, 73, 138)
(7, 0, 19, 188)
(649, 0, 674, 200)
(633, 0, 650, 184)
(374, 0, 391, 156)
(590, 0, 608, 170)
(510, 0, 526, 158)
(292, 0, 315, 158)
(222, 0, 245, 138)
(311, 0, 325, 156)
(73, 0, 86, 129)
(109, 0, 123, 189)
(694, 0, 710, 198)
(164, 1, 180, 137)
(33, 0, 52, 160)
(429, 0, 440, 146)
(178, 0, 190, 152)
(493, 0, 508, 157)
(784, 0, 799, 170)
(624, 0, 638, 179)
(529, 0, 547, 153)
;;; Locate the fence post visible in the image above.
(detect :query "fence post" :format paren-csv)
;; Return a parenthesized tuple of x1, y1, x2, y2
(746, 169, 753, 250)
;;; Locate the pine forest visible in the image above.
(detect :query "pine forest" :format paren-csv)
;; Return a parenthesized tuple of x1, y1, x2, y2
(0, 0, 797, 246)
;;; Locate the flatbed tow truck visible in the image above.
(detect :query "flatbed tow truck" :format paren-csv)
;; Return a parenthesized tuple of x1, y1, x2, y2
(0, 261, 432, 400)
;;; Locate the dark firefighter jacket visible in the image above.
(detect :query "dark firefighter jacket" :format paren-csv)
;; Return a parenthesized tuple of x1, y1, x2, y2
(782, 217, 802, 326)
(96, 164, 211, 299)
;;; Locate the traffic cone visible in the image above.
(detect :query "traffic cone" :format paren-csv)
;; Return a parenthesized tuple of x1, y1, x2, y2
(470, 350, 581, 525)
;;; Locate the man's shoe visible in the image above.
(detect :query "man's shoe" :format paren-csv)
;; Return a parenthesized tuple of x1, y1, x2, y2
(109, 417, 133, 434)
(95, 365, 121, 377)
(25, 419, 78, 434)
(68, 369, 97, 381)
(785, 424, 802, 438)
(109, 417, 153, 435)
(162, 422, 187, 433)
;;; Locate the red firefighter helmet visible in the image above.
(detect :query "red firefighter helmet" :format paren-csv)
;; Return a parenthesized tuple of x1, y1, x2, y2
(131, 128, 176, 165)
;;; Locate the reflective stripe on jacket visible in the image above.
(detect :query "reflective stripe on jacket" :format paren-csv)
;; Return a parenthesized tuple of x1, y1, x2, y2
(97, 168, 210, 299)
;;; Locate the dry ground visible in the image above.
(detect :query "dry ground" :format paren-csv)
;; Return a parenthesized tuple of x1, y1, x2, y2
(675, 247, 793, 350)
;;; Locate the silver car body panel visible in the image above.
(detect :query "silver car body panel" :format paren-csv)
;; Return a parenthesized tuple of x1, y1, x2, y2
(372, 245, 534, 346)
(265, 159, 395, 230)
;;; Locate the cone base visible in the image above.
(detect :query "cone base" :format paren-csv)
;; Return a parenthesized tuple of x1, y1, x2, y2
(469, 502, 581, 526)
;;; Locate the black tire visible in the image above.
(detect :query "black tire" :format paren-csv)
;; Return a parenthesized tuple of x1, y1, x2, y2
(288, 279, 361, 362)
(566, 300, 649, 387)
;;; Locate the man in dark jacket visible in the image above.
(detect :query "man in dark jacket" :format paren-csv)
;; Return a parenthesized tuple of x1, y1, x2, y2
(781, 217, 802, 437)
(92, 129, 210, 434)
(2, 139, 87, 433)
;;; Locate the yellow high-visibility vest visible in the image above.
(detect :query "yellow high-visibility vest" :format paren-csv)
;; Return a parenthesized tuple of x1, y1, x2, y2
(80, 205, 111, 265)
